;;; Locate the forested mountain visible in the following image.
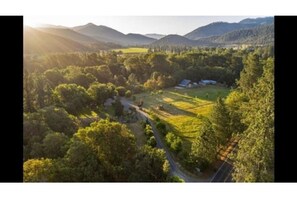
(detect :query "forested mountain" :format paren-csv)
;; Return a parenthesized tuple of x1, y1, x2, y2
(25, 26, 121, 54)
(198, 24, 274, 46)
(184, 17, 273, 40)
(150, 24, 274, 47)
(151, 34, 196, 47)
(73, 23, 156, 46)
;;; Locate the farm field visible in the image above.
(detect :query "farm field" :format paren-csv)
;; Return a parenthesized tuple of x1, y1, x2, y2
(134, 85, 230, 152)
(113, 47, 148, 54)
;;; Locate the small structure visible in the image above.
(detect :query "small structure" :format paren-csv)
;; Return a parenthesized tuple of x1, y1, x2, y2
(178, 79, 192, 88)
(199, 80, 217, 86)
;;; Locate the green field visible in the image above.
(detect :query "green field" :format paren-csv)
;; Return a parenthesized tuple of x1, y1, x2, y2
(134, 85, 230, 151)
(113, 47, 148, 54)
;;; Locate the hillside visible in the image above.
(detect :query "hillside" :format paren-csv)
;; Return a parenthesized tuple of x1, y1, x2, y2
(24, 26, 92, 54)
(73, 23, 155, 46)
(184, 17, 273, 40)
(150, 34, 196, 47)
(37, 27, 101, 44)
(198, 24, 274, 46)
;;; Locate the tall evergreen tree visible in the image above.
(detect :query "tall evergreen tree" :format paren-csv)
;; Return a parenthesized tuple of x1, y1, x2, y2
(210, 97, 231, 145)
(232, 59, 274, 182)
(190, 118, 217, 171)
(237, 53, 263, 94)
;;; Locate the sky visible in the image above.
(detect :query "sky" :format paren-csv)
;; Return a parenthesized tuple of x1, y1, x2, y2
(24, 16, 263, 35)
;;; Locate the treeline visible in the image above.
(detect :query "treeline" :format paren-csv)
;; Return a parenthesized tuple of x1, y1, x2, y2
(185, 53, 274, 181)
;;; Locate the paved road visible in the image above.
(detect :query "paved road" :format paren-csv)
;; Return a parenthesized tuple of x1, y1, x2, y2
(211, 143, 238, 182)
(121, 97, 205, 182)
(210, 160, 233, 182)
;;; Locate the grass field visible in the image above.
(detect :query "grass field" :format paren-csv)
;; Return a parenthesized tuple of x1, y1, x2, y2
(134, 85, 230, 152)
(113, 47, 148, 54)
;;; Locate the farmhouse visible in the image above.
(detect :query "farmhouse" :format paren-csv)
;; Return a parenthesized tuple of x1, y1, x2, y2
(199, 80, 217, 86)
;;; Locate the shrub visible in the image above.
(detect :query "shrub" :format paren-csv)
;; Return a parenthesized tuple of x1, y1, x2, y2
(147, 136, 157, 147)
(125, 90, 132, 98)
(156, 122, 166, 135)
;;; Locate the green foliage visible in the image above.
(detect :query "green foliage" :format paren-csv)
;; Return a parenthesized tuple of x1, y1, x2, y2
(112, 98, 124, 117)
(24, 158, 56, 182)
(52, 83, 90, 115)
(210, 97, 231, 145)
(129, 146, 169, 182)
(144, 124, 154, 137)
(232, 59, 274, 182)
(165, 132, 183, 153)
(116, 86, 127, 97)
(237, 53, 263, 93)
(75, 119, 136, 181)
(147, 136, 157, 147)
(40, 106, 79, 136)
(87, 82, 113, 106)
(225, 91, 247, 134)
(43, 132, 69, 159)
(168, 176, 185, 182)
(156, 122, 167, 135)
(190, 119, 217, 171)
(125, 90, 132, 98)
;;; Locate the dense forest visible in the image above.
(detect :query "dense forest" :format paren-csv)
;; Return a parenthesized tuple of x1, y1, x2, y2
(24, 46, 274, 182)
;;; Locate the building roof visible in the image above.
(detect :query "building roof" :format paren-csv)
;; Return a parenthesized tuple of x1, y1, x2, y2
(179, 79, 191, 86)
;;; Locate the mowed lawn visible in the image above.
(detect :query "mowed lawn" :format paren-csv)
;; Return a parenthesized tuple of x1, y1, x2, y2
(113, 48, 148, 54)
(134, 85, 230, 151)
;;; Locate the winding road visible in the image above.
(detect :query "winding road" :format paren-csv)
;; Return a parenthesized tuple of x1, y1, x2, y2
(121, 97, 206, 182)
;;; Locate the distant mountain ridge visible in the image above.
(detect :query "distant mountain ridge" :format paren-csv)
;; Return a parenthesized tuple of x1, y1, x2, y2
(151, 24, 274, 47)
(184, 17, 273, 40)
(24, 17, 274, 54)
(24, 26, 120, 54)
(73, 23, 156, 46)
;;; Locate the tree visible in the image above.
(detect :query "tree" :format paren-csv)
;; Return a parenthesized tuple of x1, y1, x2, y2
(40, 106, 79, 136)
(190, 118, 217, 171)
(165, 132, 182, 153)
(43, 132, 69, 159)
(24, 158, 56, 182)
(147, 136, 157, 147)
(74, 120, 137, 181)
(156, 122, 167, 135)
(87, 83, 111, 106)
(237, 53, 263, 93)
(210, 97, 231, 145)
(52, 84, 90, 115)
(225, 90, 247, 134)
(112, 98, 124, 117)
(60, 140, 104, 181)
(232, 59, 274, 182)
(23, 70, 35, 112)
(129, 146, 169, 182)
(116, 86, 127, 97)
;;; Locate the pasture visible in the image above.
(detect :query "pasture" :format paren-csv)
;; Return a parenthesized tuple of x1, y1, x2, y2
(113, 47, 148, 54)
(134, 85, 230, 152)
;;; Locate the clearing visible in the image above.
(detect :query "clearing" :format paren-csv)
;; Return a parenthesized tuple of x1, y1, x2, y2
(113, 47, 148, 54)
(133, 85, 230, 152)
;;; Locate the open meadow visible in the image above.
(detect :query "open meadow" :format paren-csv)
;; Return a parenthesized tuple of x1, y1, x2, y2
(134, 85, 230, 152)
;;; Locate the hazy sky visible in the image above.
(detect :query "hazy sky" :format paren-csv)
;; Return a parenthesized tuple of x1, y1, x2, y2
(25, 16, 263, 35)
